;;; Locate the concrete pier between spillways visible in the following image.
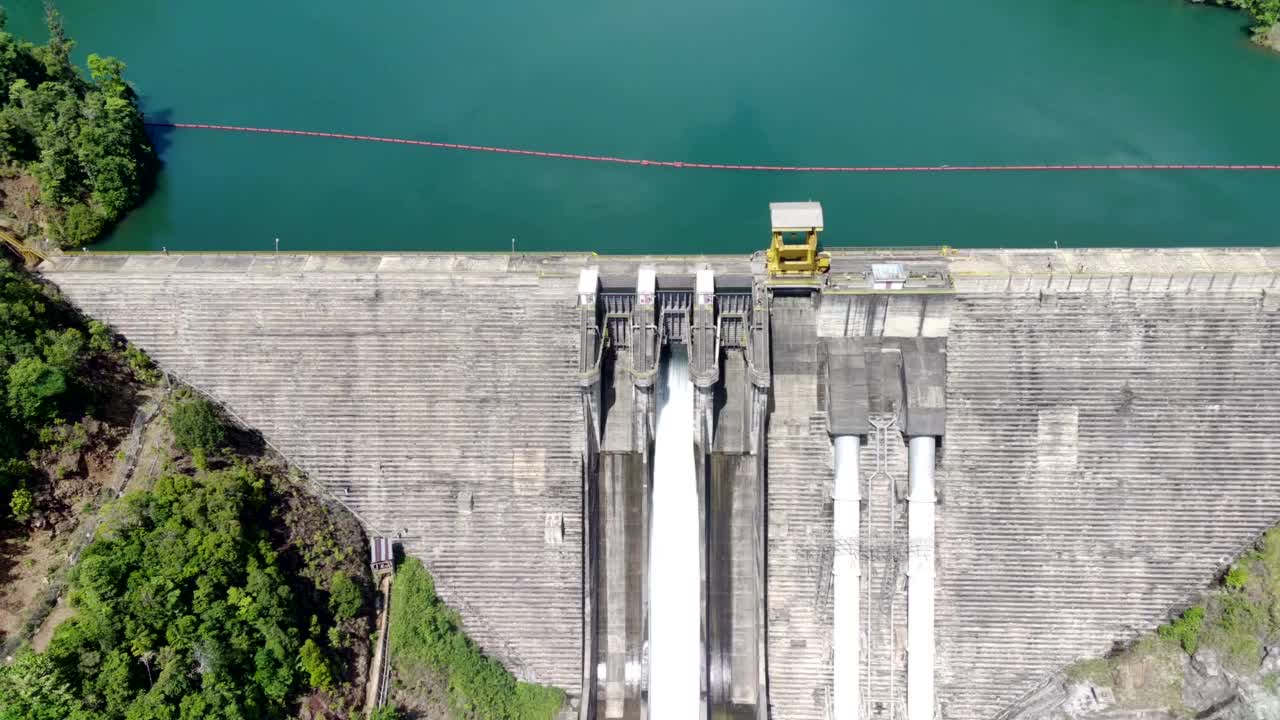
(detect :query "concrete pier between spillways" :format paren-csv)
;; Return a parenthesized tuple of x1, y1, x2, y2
(38, 247, 1280, 720)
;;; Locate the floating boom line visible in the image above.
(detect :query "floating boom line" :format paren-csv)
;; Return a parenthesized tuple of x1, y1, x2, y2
(145, 122, 1280, 173)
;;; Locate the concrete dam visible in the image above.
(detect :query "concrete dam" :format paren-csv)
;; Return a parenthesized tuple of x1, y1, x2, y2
(39, 221, 1280, 720)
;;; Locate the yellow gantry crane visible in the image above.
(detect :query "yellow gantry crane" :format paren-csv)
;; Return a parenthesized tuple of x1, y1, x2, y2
(766, 201, 830, 278)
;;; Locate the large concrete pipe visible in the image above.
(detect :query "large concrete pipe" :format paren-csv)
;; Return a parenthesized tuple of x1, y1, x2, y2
(907, 436, 937, 720)
(832, 435, 861, 720)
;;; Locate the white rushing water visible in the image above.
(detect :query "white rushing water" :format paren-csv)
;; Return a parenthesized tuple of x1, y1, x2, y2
(649, 348, 701, 720)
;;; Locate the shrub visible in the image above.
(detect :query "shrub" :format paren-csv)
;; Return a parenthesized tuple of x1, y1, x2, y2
(0, 459, 30, 494)
(87, 320, 114, 353)
(9, 486, 33, 520)
(1158, 605, 1204, 655)
(123, 344, 160, 384)
(41, 328, 83, 373)
(168, 397, 225, 454)
(1225, 565, 1249, 591)
(42, 421, 88, 455)
(54, 203, 106, 248)
(6, 357, 66, 422)
(299, 639, 333, 691)
(1208, 593, 1267, 668)
(329, 571, 363, 621)
(390, 557, 564, 720)
(369, 707, 403, 720)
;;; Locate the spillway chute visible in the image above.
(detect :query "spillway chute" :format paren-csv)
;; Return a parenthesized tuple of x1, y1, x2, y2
(649, 348, 702, 720)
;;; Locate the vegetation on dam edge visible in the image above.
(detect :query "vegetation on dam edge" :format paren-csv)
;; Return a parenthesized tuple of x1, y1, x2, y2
(0, 3, 154, 249)
(1066, 526, 1280, 715)
(0, 391, 382, 719)
(0, 257, 157, 535)
(388, 556, 565, 720)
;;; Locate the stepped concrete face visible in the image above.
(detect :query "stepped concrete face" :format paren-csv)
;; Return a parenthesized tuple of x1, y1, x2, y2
(40, 248, 1280, 718)
(766, 295, 836, 720)
(43, 254, 589, 689)
(936, 290, 1280, 720)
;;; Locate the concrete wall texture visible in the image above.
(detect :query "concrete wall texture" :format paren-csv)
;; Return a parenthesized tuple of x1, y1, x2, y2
(40, 249, 1280, 720)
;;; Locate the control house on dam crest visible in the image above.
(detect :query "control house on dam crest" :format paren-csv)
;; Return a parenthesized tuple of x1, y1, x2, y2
(38, 205, 1280, 720)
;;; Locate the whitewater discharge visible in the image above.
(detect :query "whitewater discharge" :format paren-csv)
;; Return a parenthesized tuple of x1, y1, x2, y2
(649, 348, 701, 719)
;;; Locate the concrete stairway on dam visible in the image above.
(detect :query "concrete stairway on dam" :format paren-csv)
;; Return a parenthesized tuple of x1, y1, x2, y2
(937, 290, 1280, 720)
(767, 296, 836, 720)
(42, 260, 585, 690)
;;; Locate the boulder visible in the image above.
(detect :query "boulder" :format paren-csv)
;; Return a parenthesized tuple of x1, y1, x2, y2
(1259, 645, 1280, 676)
(1239, 676, 1280, 720)
(1183, 648, 1238, 714)
(1196, 695, 1254, 720)
(1060, 681, 1107, 716)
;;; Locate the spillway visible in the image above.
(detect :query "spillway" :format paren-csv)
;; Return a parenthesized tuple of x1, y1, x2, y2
(649, 349, 702, 719)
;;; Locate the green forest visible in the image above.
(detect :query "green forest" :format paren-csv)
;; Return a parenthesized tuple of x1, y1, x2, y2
(3, 467, 312, 719)
(0, 3, 153, 248)
(0, 457, 379, 719)
(0, 259, 149, 524)
(0, 382, 382, 717)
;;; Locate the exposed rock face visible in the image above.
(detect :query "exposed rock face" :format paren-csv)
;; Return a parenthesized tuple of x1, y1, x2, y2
(1004, 646, 1280, 720)
(1183, 649, 1236, 714)
(1264, 23, 1280, 52)
(1258, 646, 1280, 676)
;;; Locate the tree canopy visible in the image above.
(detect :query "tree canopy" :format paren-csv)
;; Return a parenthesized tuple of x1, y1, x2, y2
(0, 256, 157, 524)
(0, 466, 331, 719)
(0, 257, 165, 525)
(0, 3, 154, 247)
(168, 397, 226, 455)
(0, 260, 82, 517)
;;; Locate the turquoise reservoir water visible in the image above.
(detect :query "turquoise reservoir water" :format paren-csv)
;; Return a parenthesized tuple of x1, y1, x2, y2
(9, 0, 1280, 252)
